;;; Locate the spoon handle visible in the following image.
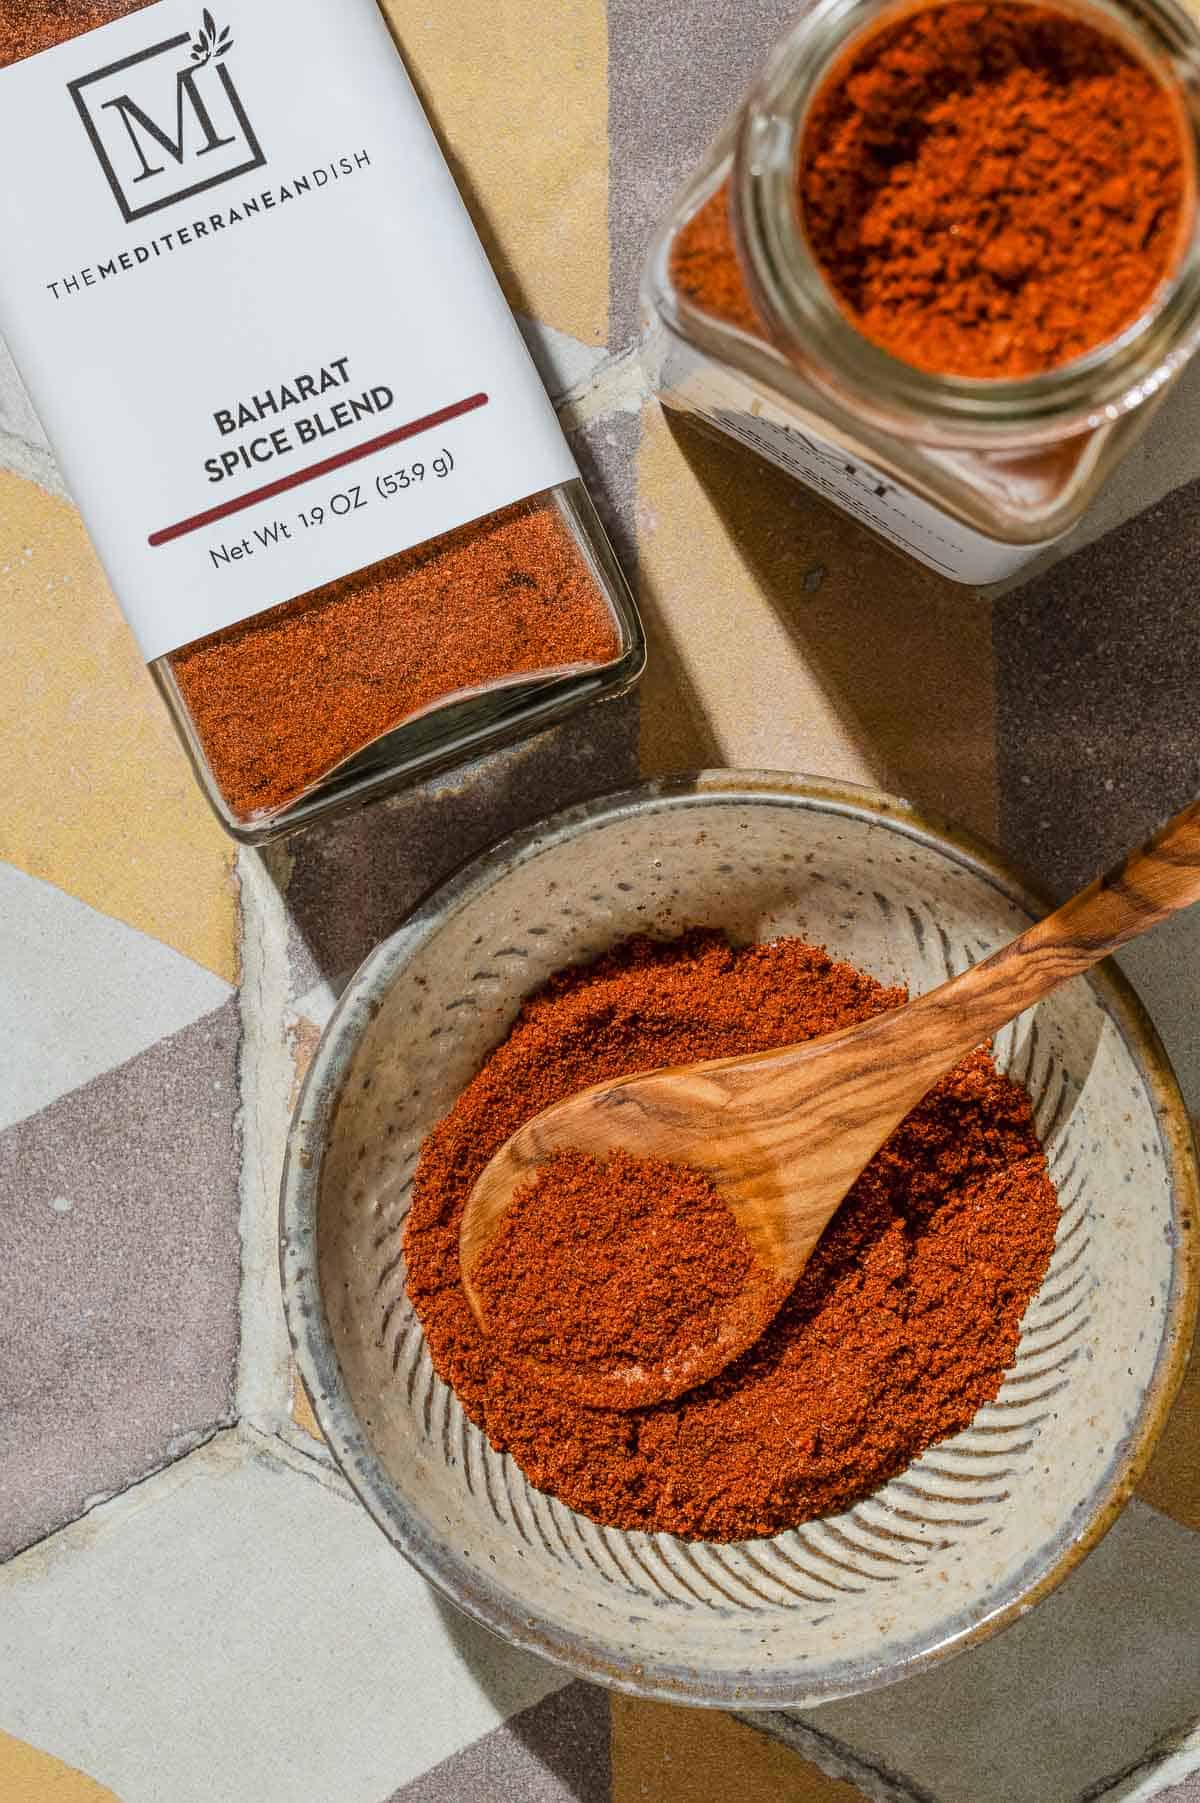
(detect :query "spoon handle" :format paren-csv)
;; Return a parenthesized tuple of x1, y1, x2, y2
(892, 797, 1200, 1074)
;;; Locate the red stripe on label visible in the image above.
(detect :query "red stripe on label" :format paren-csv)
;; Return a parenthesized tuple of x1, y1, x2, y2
(148, 392, 489, 546)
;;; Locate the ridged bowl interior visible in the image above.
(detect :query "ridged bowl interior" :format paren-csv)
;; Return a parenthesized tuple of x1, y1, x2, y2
(281, 773, 1197, 1706)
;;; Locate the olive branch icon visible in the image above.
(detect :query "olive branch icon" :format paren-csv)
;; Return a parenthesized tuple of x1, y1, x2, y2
(190, 11, 233, 63)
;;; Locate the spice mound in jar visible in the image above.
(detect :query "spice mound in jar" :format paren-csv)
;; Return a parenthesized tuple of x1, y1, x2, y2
(471, 1147, 790, 1406)
(404, 931, 1061, 1542)
(671, 1, 1190, 380)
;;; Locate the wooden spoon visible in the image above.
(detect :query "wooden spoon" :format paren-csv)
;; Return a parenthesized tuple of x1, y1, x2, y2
(459, 798, 1200, 1409)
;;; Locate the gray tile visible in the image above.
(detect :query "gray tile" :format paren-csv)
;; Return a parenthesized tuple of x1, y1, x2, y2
(607, 0, 797, 348)
(0, 1000, 240, 1559)
(389, 1680, 611, 1803)
(779, 1500, 1200, 1803)
(994, 477, 1200, 898)
(570, 407, 641, 576)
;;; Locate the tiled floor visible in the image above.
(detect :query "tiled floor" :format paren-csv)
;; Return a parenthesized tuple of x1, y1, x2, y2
(2, 0, 1200, 1799)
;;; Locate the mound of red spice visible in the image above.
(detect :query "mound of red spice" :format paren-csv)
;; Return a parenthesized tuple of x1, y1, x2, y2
(472, 1147, 785, 1399)
(404, 932, 1060, 1541)
(800, 3, 1187, 377)
(671, 2, 1188, 380)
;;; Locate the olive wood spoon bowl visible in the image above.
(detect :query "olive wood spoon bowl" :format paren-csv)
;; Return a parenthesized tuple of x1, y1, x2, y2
(459, 798, 1200, 1409)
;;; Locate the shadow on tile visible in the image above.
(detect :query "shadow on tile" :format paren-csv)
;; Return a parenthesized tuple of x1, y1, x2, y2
(994, 474, 1200, 899)
(397, 1594, 610, 1803)
(273, 697, 640, 1002)
(649, 412, 999, 841)
(774, 1499, 1200, 1803)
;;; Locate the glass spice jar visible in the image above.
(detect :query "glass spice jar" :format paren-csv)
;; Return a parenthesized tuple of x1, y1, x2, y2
(0, 0, 644, 845)
(641, 0, 1200, 584)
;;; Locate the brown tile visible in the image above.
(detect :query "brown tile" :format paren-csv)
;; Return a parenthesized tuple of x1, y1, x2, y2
(994, 477, 1200, 897)
(611, 1699, 868, 1803)
(0, 1002, 240, 1559)
(1138, 1213, 1200, 1532)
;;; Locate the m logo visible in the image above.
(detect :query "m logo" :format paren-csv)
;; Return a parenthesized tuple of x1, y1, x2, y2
(69, 12, 265, 224)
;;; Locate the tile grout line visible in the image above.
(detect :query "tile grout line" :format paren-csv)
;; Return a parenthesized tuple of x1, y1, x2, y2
(556, 339, 649, 430)
(735, 1711, 940, 1803)
(237, 1420, 353, 1499)
(0, 426, 68, 500)
(1079, 1720, 1200, 1803)
(233, 842, 300, 1434)
(0, 1425, 236, 1575)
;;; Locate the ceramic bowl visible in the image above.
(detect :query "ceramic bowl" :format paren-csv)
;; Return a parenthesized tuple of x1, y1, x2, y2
(280, 771, 1198, 1707)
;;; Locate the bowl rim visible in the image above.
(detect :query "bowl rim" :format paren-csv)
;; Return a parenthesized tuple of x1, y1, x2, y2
(279, 768, 1200, 1708)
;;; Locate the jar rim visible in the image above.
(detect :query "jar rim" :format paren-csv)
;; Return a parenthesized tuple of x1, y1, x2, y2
(733, 0, 1200, 445)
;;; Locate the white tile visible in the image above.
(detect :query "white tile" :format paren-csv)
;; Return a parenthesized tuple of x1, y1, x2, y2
(516, 314, 609, 398)
(0, 1436, 565, 1803)
(0, 863, 231, 1130)
(0, 336, 48, 452)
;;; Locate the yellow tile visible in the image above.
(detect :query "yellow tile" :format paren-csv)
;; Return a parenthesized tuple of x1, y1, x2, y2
(0, 474, 237, 983)
(611, 1698, 868, 1803)
(291, 1366, 324, 1442)
(0, 1730, 122, 1802)
(377, 0, 608, 345)
(636, 408, 999, 845)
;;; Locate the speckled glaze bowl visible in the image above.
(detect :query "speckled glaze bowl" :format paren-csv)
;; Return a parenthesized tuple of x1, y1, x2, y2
(280, 771, 1198, 1707)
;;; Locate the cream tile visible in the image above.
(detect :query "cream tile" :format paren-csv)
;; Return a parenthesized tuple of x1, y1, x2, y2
(636, 407, 999, 843)
(0, 474, 237, 983)
(0, 1438, 565, 1803)
(377, 0, 608, 345)
(0, 863, 231, 1132)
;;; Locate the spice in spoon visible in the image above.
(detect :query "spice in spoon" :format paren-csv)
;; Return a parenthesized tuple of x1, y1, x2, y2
(471, 1147, 789, 1408)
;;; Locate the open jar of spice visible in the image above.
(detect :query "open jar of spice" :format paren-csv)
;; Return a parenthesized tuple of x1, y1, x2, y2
(642, 0, 1200, 583)
(0, 0, 644, 842)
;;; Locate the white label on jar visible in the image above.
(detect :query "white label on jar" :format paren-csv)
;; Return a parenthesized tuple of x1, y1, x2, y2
(655, 335, 1054, 584)
(0, 0, 578, 660)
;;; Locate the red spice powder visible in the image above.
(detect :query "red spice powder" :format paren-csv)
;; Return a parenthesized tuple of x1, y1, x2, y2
(472, 1147, 783, 1399)
(405, 932, 1060, 1541)
(168, 499, 618, 820)
(671, 2, 1188, 379)
(0, 0, 151, 61)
